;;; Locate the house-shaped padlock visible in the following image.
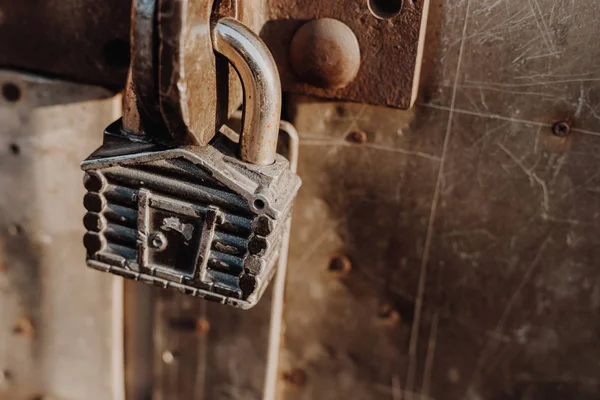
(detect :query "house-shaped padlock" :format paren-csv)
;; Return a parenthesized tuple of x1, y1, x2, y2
(81, 18, 301, 309)
(82, 120, 300, 309)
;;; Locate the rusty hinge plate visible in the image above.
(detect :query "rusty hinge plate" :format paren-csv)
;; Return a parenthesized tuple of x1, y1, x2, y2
(263, 0, 430, 109)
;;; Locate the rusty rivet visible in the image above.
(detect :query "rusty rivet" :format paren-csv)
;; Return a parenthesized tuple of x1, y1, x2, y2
(328, 255, 352, 277)
(290, 18, 361, 90)
(282, 368, 307, 387)
(196, 319, 210, 335)
(0, 369, 12, 387)
(335, 105, 346, 117)
(552, 120, 571, 137)
(162, 350, 176, 365)
(378, 303, 401, 324)
(8, 224, 24, 236)
(345, 130, 368, 144)
(13, 317, 35, 338)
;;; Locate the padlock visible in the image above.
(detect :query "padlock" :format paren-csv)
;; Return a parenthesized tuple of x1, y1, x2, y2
(80, 18, 301, 309)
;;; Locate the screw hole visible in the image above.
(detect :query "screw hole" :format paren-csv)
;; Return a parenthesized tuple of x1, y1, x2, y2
(345, 130, 368, 144)
(12, 316, 34, 337)
(0, 369, 12, 384)
(552, 120, 571, 137)
(328, 255, 352, 277)
(368, 0, 403, 19)
(9, 143, 20, 155)
(3, 83, 21, 102)
(281, 368, 307, 387)
(103, 39, 131, 69)
(253, 199, 265, 210)
(9, 224, 24, 236)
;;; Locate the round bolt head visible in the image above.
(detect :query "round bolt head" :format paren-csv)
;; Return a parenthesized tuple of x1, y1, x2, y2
(290, 18, 361, 89)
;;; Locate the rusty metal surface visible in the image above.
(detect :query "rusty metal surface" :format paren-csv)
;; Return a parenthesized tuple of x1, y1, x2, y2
(0, 0, 427, 111)
(153, 290, 273, 400)
(263, 0, 429, 108)
(0, 71, 123, 400)
(277, 0, 600, 399)
(146, 1, 600, 399)
(0, 0, 131, 88)
(125, 0, 247, 145)
(125, 0, 167, 136)
(288, 18, 362, 91)
(156, 0, 219, 144)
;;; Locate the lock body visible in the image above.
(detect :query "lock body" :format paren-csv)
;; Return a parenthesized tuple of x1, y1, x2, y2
(82, 121, 300, 308)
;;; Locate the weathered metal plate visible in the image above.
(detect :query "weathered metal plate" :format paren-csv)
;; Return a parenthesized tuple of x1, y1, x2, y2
(277, 0, 600, 399)
(0, 71, 123, 400)
(263, 0, 430, 108)
(152, 290, 274, 400)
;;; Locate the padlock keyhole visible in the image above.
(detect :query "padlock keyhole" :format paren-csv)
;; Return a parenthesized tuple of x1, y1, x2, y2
(253, 199, 265, 210)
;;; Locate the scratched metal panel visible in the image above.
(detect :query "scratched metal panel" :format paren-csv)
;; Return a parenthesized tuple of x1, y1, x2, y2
(152, 289, 273, 400)
(278, 1, 600, 400)
(0, 71, 123, 400)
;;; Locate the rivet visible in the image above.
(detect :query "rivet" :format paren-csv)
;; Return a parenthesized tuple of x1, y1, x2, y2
(0, 369, 12, 387)
(345, 130, 368, 144)
(281, 368, 307, 387)
(378, 303, 401, 324)
(290, 18, 361, 89)
(162, 351, 175, 364)
(328, 255, 352, 277)
(13, 316, 35, 338)
(196, 319, 210, 335)
(8, 224, 24, 237)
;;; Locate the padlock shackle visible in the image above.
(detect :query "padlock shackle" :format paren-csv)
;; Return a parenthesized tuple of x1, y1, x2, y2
(212, 18, 282, 166)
